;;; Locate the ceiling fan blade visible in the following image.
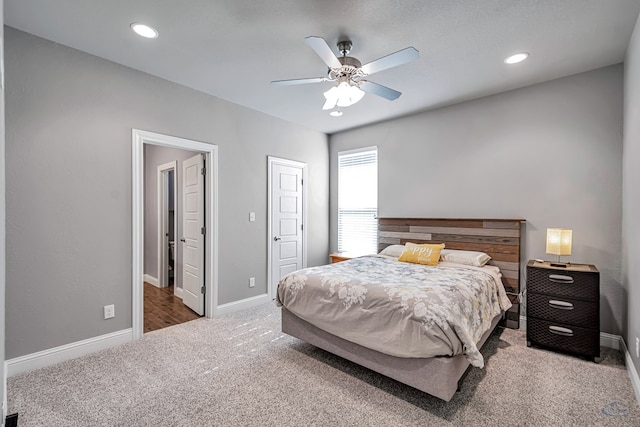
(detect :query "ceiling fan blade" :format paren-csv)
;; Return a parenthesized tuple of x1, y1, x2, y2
(305, 36, 342, 69)
(359, 81, 402, 101)
(271, 77, 327, 86)
(360, 47, 419, 75)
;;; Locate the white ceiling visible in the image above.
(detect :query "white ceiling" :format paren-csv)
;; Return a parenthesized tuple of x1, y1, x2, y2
(5, 0, 640, 134)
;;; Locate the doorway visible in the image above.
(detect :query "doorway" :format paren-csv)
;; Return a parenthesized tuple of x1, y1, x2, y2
(132, 130, 219, 340)
(144, 152, 205, 333)
(157, 162, 177, 289)
(267, 156, 307, 299)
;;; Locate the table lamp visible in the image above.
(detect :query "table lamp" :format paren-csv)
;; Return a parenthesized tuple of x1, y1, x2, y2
(546, 228, 572, 267)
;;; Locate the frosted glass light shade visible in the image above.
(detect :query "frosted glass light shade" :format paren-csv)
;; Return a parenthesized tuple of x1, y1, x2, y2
(546, 228, 572, 256)
(322, 79, 365, 110)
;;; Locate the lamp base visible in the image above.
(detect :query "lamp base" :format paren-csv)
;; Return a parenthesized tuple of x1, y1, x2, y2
(549, 262, 570, 268)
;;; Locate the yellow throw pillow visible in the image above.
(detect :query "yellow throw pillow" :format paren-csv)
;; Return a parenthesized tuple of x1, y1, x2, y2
(398, 243, 445, 266)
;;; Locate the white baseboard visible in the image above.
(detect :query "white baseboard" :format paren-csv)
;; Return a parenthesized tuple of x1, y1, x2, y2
(5, 328, 133, 378)
(3, 361, 7, 421)
(143, 274, 159, 287)
(600, 332, 621, 350)
(3, 294, 269, 378)
(621, 339, 640, 406)
(216, 293, 271, 316)
(174, 286, 184, 299)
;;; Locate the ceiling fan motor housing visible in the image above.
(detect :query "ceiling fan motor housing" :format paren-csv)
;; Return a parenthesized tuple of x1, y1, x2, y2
(325, 40, 364, 81)
(328, 56, 363, 80)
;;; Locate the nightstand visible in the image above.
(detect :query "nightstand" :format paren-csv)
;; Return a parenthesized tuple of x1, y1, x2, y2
(526, 260, 600, 361)
(329, 253, 354, 263)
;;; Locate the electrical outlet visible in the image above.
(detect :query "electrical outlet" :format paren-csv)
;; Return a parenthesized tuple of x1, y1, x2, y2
(249, 277, 255, 288)
(104, 304, 115, 319)
(249, 212, 256, 222)
(636, 337, 639, 359)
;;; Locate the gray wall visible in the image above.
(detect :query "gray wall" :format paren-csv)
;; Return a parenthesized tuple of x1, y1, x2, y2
(330, 65, 624, 335)
(623, 13, 640, 374)
(1, 1, 6, 417)
(144, 145, 200, 290)
(4, 28, 329, 359)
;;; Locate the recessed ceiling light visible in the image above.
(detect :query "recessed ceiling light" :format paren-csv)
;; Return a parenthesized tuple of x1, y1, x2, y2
(504, 52, 529, 64)
(130, 23, 158, 39)
(330, 110, 343, 117)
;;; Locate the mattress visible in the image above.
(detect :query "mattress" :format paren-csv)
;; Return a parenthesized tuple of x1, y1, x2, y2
(276, 255, 512, 368)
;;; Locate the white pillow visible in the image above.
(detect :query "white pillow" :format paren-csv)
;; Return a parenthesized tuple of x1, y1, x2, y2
(439, 249, 491, 267)
(378, 244, 405, 258)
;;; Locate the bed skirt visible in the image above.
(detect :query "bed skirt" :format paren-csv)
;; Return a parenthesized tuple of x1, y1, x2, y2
(281, 307, 502, 401)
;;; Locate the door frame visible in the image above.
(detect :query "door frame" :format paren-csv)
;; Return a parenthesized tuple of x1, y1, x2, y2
(267, 156, 308, 299)
(132, 129, 219, 340)
(157, 161, 177, 289)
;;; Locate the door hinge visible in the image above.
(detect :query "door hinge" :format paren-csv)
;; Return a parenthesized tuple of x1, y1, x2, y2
(201, 286, 205, 294)
(201, 167, 206, 176)
(201, 226, 206, 235)
(301, 178, 303, 185)
(301, 224, 304, 230)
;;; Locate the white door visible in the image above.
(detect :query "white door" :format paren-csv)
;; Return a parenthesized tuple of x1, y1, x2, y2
(181, 153, 205, 315)
(270, 161, 305, 298)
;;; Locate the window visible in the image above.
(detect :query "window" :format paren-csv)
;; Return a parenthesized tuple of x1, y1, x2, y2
(338, 147, 378, 254)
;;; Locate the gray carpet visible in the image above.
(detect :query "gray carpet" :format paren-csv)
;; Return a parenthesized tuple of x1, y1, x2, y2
(7, 302, 640, 426)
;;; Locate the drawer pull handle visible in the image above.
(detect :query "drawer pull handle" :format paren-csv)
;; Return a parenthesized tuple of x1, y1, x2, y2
(548, 274, 575, 284)
(548, 300, 574, 310)
(548, 325, 574, 337)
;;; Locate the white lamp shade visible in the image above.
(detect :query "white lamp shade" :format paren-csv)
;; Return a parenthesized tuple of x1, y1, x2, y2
(323, 80, 365, 110)
(546, 228, 572, 256)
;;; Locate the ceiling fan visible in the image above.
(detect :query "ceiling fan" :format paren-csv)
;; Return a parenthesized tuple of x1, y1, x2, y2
(271, 36, 419, 113)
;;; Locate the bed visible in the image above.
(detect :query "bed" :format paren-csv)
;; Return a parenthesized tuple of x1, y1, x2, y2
(277, 218, 524, 401)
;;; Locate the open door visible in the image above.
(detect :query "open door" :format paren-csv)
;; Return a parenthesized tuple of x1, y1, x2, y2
(181, 153, 205, 315)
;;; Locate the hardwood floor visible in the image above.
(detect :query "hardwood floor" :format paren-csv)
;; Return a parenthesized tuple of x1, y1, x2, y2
(144, 282, 200, 333)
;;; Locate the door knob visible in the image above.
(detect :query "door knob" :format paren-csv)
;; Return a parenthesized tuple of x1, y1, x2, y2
(180, 238, 186, 242)
(274, 236, 281, 241)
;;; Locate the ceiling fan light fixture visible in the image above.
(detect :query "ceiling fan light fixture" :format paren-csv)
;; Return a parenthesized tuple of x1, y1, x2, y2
(273, 37, 418, 110)
(323, 79, 365, 110)
(504, 52, 529, 64)
(130, 23, 158, 39)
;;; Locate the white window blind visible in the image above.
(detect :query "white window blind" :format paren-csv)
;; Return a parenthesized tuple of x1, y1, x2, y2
(338, 147, 378, 254)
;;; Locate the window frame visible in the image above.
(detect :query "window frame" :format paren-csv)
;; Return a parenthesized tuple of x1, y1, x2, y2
(337, 146, 378, 255)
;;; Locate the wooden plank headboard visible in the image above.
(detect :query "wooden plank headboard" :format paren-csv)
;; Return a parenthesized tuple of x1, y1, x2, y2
(378, 218, 525, 329)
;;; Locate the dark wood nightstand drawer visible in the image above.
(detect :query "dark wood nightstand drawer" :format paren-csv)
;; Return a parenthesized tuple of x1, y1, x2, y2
(527, 266, 599, 301)
(527, 293, 598, 327)
(527, 318, 599, 358)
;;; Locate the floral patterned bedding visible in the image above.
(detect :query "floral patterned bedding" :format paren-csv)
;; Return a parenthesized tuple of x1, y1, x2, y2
(276, 255, 512, 368)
